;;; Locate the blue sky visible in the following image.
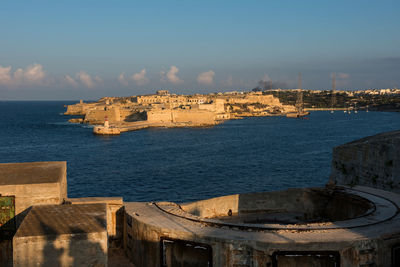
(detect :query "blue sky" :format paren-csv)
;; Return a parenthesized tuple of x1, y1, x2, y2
(0, 0, 399, 100)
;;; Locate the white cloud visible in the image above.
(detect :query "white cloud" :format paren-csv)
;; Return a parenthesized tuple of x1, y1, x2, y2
(76, 71, 94, 88)
(197, 70, 215, 85)
(0, 63, 47, 87)
(132, 68, 149, 86)
(65, 71, 101, 88)
(118, 69, 150, 86)
(117, 72, 129, 86)
(161, 66, 183, 84)
(0, 65, 12, 85)
(21, 64, 46, 82)
(64, 75, 78, 87)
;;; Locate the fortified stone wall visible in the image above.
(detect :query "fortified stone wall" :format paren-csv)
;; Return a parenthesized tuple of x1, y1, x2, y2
(330, 130, 400, 193)
(147, 108, 217, 125)
(84, 106, 121, 124)
(172, 109, 216, 125)
(197, 99, 226, 113)
(64, 103, 94, 115)
(119, 108, 135, 121)
(146, 109, 173, 123)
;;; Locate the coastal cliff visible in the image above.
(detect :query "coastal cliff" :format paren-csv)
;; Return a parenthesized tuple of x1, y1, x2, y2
(330, 130, 400, 193)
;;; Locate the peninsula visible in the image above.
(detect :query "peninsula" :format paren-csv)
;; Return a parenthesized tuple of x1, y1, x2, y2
(64, 90, 297, 134)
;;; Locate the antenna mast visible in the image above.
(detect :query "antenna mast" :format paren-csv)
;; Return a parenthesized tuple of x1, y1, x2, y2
(331, 73, 336, 112)
(298, 72, 302, 90)
(296, 72, 304, 114)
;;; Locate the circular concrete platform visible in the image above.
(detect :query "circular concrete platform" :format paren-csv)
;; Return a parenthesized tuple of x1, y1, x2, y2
(154, 186, 398, 230)
(123, 186, 400, 267)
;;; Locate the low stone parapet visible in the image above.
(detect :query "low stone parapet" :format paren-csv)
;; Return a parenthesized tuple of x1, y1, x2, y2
(330, 130, 400, 192)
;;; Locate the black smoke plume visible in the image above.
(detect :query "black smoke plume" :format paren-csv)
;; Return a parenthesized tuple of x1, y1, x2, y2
(252, 79, 288, 92)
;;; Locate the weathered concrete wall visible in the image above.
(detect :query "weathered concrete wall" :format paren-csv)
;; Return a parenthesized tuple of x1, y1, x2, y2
(13, 204, 108, 267)
(0, 183, 63, 215)
(0, 161, 67, 215)
(67, 197, 124, 240)
(330, 130, 400, 193)
(13, 233, 107, 267)
(181, 194, 239, 218)
(124, 210, 161, 267)
(0, 240, 12, 267)
(181, 188, 372, 222)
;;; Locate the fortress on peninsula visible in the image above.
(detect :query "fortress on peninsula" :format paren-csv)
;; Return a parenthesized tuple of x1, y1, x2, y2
(64, 90, 296, 134)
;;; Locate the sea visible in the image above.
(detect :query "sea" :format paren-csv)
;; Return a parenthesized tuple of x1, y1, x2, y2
(0, 101, 399, 203)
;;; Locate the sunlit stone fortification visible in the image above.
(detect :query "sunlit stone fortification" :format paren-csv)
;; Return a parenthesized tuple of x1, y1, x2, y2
(1, 131, 400, 266)
(64, 90, 296, 134)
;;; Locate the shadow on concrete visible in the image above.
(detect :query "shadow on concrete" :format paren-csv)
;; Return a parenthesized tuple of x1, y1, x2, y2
(38, 220, 107, 267)
(0, 207, 31, 267)
(10, 204, 108, 267)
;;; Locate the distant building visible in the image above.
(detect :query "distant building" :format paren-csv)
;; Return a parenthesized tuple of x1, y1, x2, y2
(156, 90, 170, 96)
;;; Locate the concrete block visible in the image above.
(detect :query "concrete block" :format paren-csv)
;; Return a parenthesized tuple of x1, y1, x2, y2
(0, 161, 67, 214)
(13, 203, 107, 267)
(66, 197, 124, 240)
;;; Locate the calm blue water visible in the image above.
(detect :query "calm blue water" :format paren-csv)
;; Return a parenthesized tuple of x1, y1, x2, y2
(1, 101, 399, 202)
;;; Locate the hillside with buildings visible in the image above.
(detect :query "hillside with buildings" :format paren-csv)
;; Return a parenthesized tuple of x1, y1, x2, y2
(265, 88, 400, 111)
(64, 90, 296, 134)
